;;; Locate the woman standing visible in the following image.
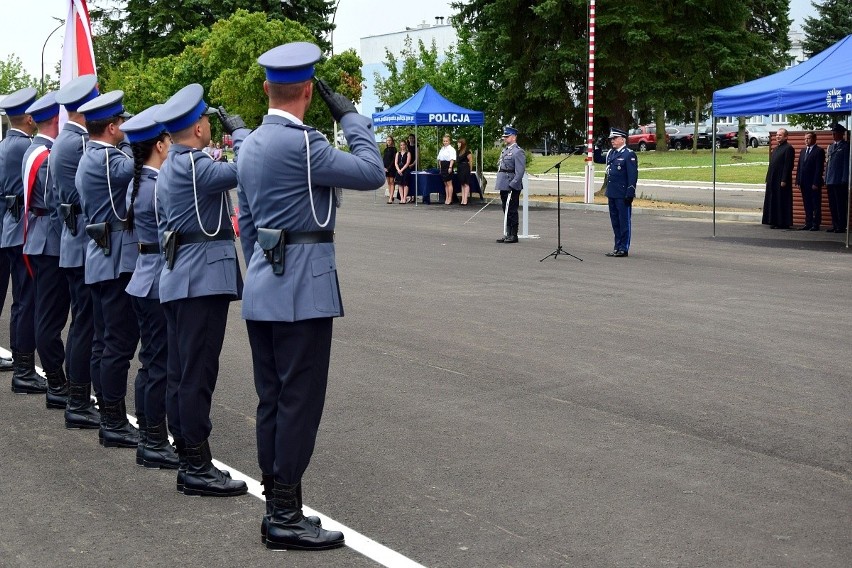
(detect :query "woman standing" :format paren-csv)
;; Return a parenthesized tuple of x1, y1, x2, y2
(395, 140, 413, 203)
(456, 138, 472, 205)
(438, 134, 457, 204)
(383, 136, 396, 203)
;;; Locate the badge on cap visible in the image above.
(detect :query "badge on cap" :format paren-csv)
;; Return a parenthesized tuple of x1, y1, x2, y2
(501, 126, 518, 137)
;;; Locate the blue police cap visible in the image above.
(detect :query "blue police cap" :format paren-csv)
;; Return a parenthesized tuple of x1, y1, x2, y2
(257, 42, 321, 84)
(608, 127, 628, 139)
(120, 104, 166, 144)
(77, 90, 132, 121)
(25, 91, 60, 123)
(501, 126, 518, 137)
(154, 84, 217, 133)
(55, 74, 99, 112)
(831, 123, 847, 134)
(0, 87, 38, 117)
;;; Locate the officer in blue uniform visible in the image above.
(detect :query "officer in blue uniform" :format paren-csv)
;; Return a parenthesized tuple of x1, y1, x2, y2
(52, 74, 102, 429)
(22, 91, 71, 409)
(0, 87, 43, 393)
(119, 105, 180, 470)
(154, 83, 249, 497)
(495, 126, 525, 243)
(76, 91, 141, 448)
(825, 123, 849, 233)
(594, 127, 638, 257)
(237, 42, 385, 551)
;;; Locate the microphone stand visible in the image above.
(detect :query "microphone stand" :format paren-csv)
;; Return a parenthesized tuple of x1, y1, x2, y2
(540, 154, 582, 262)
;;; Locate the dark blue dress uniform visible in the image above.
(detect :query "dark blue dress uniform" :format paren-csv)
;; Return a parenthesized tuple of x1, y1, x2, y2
(238, 42, 385, 551)
(120, 105, 179, 470)
(825, 124, 850, 233)
(76, 90, 141, 448)
(0, 87, 43, 393)
(594, 128, 638, 256)
(52, 74, 102, 428)
(495, 126, 525, 243)
(22, 91, 72, 408)
(154, 83, 248, 497)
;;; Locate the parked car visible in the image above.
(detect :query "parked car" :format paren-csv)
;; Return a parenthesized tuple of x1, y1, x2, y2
(745, 125, 771, 147)
(627, 125, 658, 151)
(667, 125, 696, 150)
(531, 138, 572, 155)
(697, 124, 739, 149)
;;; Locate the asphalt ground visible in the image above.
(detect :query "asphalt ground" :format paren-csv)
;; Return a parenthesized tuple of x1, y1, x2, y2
(1, 193, 850, 568)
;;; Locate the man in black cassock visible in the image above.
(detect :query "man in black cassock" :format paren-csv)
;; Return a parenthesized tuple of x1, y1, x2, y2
(762, 127, 796, 229)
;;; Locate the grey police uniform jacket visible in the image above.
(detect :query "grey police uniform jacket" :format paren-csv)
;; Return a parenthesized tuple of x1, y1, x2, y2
(51, 122, 89, 268)
(0, 129, 32, 248)
(22, 134, 62, 256)
(495, 143, 525, 192)
(76, 140, 138, 284)
(157, 130, 247, 303)
(594, 146, 638, 199)
(825, 139, 850, 185)
(237, 112, 385, 322)
(125, 167, 164, 300)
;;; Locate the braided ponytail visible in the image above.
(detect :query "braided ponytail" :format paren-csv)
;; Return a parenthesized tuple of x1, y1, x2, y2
(127, 133, 167, 231)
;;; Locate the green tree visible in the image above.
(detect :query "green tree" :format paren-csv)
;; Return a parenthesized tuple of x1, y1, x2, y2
(802, 0, 852, 56)
(0, 54, 37, 95)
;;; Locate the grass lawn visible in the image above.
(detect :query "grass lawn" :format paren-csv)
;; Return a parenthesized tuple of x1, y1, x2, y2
(527, 147, 770, 184)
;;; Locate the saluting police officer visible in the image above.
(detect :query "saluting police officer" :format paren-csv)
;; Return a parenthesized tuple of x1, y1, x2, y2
(0, 87, 43, 393)
(495, 126, 525, 244)
(594, 127, 638, 257)
(53, 74, 102, 429)
(154, 84, 249, 497)
(237, 42, 385, 551)
(76, 91, 141, 448)
(22, 91, 72, 410)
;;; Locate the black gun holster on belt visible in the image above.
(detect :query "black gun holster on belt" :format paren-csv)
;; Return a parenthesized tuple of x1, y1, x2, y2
(85, 222, 111, 256)
(257, 228, 286, 275)
(5, 195, 21, 222)
(59, 203, 79, 236)
(163, 230, 177, 269)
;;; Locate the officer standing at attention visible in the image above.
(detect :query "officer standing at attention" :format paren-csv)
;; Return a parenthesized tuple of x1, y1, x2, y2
(594, 127, 637, 257)
(825, 123, 849, 233)
(0, 87, 43, 393)
(22, 91, 71, 409)
(76, 91, 140, 448)
(237, 42, 385, 551)
(52, 75, 102, 429)
(154, 84, 249, 497)
(495, 126, 525, 244)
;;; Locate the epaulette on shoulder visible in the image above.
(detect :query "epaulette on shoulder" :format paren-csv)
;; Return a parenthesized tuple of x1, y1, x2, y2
(284, 123, 316, 132)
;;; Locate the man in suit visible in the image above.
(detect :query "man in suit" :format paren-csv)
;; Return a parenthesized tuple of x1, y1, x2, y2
(594, 127, 638, 257)
(0, 87, 43, 392)
(825, 123, 850, 233)
(795, 132, 825, 231)
(237, 41, 385, 550)
(154, 84, 249, 497)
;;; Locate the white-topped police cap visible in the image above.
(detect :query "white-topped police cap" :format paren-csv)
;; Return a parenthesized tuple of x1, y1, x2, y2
(120, 104, 166, 144)
(154, 83, 217, 133)
(0, 87, 38, 117)
(25, 91, 60, 123)
(501, 125, 518, 137)
(77, 90, 132, 121)
(55, 74, 99, 112)
(258, 42, 321, 84)
(608, 127, 628, 139)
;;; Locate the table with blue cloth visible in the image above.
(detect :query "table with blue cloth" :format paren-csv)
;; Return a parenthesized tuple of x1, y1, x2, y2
(408, 170, 483, 204)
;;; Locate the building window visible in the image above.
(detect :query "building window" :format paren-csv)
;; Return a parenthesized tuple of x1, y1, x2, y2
(771, 114, 788, 124)
(718, 117, 736, 125)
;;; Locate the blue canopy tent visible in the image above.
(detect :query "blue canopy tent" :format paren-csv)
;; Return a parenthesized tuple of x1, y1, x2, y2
(712, 34, 852, 245)
(372, 84, 485, 204)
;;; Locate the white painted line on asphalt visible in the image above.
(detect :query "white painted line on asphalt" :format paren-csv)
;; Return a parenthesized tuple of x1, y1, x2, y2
(1, 346, 425, 567)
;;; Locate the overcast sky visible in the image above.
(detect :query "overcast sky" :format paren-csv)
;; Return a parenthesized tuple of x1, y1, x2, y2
(1, 0, 812, 85)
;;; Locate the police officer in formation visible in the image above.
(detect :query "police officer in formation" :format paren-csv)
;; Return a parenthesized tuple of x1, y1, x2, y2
(495, 126, 525, 243)
(0, 87, 42, 392)
(237, 41, 385, 551)
(594, 127, 638, 257)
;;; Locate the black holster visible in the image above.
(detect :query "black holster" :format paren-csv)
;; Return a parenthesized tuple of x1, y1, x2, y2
(85, 222, 111, 256)
(257, 228, 286, 276)
(59, 203, 78, 236)
(4, 195, 21, 222)
(163, 230, 177, 270)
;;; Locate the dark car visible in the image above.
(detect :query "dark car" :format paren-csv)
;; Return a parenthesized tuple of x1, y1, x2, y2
(531, 138, 572, 156)
(697, 125, 739, 149)
(667, 125, 696, 150)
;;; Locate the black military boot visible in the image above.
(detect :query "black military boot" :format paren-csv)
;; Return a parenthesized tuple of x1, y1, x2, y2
(140, 420, 179, 469)
(265, 481, 344, 551)
(99, 399, 140, 448)
(182, 439, 247, 497)
(44, 368, 69, 409)
(503, 224, 519, 243)
(174, 438, 187, 493)
(0, 353, 13, 372)
(65, 382, 100, 429)
(261, 476, 320, 543)
(135, 413, 148, 465)
(11, 352, 46, 394)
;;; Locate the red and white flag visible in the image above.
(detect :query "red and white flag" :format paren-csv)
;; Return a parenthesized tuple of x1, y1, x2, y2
(59, 0, 97, 125)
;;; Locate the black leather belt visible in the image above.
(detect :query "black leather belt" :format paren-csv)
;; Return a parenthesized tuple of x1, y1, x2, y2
(138, 242, 160, 254)
(108, 220, 130, 231)
(30, 207, 49, 217)
(284, 230, 334, 245)
(176, 230, 235, 246)
(499, 170, 515, 174)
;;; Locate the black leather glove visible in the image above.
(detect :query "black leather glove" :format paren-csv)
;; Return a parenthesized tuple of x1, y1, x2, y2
(594, 135, 606, 149)
(626, 197, 634, 206)
(316, 79, 357, 122)
(216, 106, 246, 135)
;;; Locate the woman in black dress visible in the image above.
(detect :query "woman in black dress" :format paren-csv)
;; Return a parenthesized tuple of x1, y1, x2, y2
(456, 138, 472, 205)
(383, 136, 396, 203)
(395, 141, 413, 203)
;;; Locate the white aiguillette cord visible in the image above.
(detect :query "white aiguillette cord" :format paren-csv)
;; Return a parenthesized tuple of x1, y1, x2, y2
(304, 129, 333, 228)
(104, 146, 130, 222)
(189, 151, 225, 237)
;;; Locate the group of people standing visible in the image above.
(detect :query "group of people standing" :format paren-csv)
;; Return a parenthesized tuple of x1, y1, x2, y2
(382, 132, 473, 205)
(0, 40, 386, 552)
